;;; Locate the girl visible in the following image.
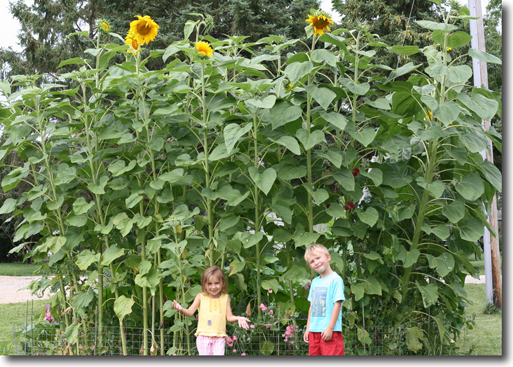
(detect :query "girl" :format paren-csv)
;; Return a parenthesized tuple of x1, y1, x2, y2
(171, 265, 251, 355)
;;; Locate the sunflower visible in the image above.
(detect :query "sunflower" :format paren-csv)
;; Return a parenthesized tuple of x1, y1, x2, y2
(129, 15, 159, 46)
(196, 41, 214, 57)
(98, 19, 110, 34)
(125, 31, 140, 54)
(306, 13, 334, 37)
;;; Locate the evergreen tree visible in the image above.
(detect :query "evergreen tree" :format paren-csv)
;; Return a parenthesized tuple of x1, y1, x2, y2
(1, 0, 319, 81)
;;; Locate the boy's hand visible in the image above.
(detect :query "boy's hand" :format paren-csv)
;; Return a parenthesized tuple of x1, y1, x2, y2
(321, 327, 333, 341)
(171, 300, 182, 312)
(303, 330, 309, 343)
(237, 316, 251, 330)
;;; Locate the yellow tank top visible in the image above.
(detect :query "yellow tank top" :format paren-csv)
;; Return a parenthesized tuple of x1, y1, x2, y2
(195, 293, 228, 337)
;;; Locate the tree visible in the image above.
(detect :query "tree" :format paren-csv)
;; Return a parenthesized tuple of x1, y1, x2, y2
(331, 0, 444, 69)
(1, 0, 320, 81)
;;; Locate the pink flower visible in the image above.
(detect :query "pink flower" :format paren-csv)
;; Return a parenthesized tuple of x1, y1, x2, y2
(258, 303, 268, 311)
(233, 336, 238, 341)
(269, 309, 273, 315)
(233, 349, 237, 353)
(241, 353, 246, 356)
(250, 324, 255, 329)
(268, 289, 273, 293)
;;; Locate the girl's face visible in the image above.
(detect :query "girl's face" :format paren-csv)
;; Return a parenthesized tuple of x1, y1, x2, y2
(206, 276, 222, 298)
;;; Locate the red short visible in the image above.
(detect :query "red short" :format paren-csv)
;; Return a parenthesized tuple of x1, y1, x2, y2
(308, 331, 344, 356)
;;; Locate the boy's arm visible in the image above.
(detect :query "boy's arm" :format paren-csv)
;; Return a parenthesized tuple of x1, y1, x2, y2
(225, 296, 250, 330)
(303, 303, 312, 343)
(171, 293, 201, 317)
(321, 300, 342, 341)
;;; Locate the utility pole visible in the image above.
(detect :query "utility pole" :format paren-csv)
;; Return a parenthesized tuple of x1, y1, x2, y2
(468, 0, 502, 308)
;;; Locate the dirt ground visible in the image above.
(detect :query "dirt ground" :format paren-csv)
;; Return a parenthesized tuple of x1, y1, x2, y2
(0, 274, 487, 305)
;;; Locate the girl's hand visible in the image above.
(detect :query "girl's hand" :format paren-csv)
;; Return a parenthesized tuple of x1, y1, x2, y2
(171, 300, 182, 312)
(237, 316, 250, 330)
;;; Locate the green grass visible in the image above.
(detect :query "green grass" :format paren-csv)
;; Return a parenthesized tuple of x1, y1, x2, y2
(460, 283, 502, 355)
(0, 299, 47, 355)
(0, 263, 39, 276)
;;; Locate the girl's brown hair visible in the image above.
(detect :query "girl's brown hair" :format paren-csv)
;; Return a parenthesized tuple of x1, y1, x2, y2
(201, 266, 228, 295)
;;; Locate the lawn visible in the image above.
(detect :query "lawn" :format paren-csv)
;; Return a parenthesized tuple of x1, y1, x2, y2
(0, 262, 39, 276)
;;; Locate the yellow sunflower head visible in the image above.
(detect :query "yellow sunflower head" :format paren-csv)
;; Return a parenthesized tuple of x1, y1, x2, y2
(306, 11, 334, 37)
(129, 15, 159, 46)
(98, 19, 110, 34)
(125, 31, 140, 54)
(196, 41, 214, 58)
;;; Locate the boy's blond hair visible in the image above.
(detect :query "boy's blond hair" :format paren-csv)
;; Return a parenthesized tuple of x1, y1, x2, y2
(304, 243, 330, 262)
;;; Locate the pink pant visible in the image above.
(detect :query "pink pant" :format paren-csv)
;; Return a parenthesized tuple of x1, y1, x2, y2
(196, 335, 226, 355)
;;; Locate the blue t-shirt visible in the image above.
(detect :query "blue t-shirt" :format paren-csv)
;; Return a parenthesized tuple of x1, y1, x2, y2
(307, 271, 345, 332)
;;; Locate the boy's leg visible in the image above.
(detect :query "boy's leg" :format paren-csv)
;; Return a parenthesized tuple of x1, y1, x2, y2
(308, 332, 322, 355)
(196, 335, 214, 355)
(319, 331, 344, 356)
(212, 337, 226, 355)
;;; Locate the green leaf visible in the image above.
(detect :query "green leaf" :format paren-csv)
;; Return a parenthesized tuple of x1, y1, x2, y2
(219, 212, 240, 231)
(108, 160, 137, 176)
(76, 250, 100, 270)
(437, 101, 460, 125)
(248, 166, 277, 195)
(224, 123, 252, 154)
(332, 168, 355, 192)
(280, 264, 309, 282)
(479, 160, 502, 192)
(126, 193, 143, 209)
(362, 168, 382, 187)
(405, 326, 424, 352)
(73, 197, 95, 215)
(346, 124, 376, 147)
(260, 340, 275, 356)
(239, 231, 264, 249)
(292, 230, 320, 248)
(386, 62, 421, 82)
(284, 61, 313, 85)
(0, 198, 17, 214)
(416, 282, 439, 308)
(296, 129, 325, 150)
(457, 93, 498, 121)
(357, 327, 372, 346)
(270, 101, 302, 129)
(447, 31, 472, 48)
(416, 20, 458, 32)
(447, 65, 473, 85)
(357, 207, 379, 227)
(273, 136, 301, 155)
(228, 259, 246, 276)
(101, 245, 125, 266)
(455, 173, 484, 201)
(396, 246, 420, 268)
(114, 295, 135, 322)
(468, 48, 502, 65)
(442, 200, 465, 223)
(340, 78, 370, 95)
(261, 278, 280, 294)
(319, 111, 348, 130)
(58, 57, 87, 68)
(246, 95, 277, 109)
(458, 218, 484, 242)
(311, 49, 337, 66)
(64, 323, 81, 345)
(351, 283, 365, 301)
(306, 85, 336, 110)
(388, 45, 420, 55)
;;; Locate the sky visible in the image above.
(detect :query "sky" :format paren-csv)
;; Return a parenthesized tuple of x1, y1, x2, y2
(0, 0, 493, 52)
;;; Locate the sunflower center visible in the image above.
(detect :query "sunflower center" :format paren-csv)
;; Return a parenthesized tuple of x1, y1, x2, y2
(316, 18, 327, 27)
(137, 21, 151, 35)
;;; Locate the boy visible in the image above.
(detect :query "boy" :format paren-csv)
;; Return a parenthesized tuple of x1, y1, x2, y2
(303, 244, 345, 355)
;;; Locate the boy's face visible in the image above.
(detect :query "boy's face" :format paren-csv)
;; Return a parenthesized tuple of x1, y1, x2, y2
(306, 250, 331, 276)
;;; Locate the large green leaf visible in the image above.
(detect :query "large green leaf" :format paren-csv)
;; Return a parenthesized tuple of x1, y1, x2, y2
(468, 48, 502, 65)
(76, 250, 100, 270)
(296, 129, 325, 150)
(101, 245, 125, 266)
(73, 197, 95, 215)
(319, 111, 348, 131)
(284, 61, 313, 85)
(270, 101, 302, 129)
(405, 326, 424, 352)
(224, 123, 252, 154)
(455, 173, 484, 201)
(442, 200, 465, 223)
(357, 207, 379, 227)
(332, 168, 355, 192)
(458, 218, 484, 242)
(0, 198, 17, 214)
(248, 166, 277, 195)
(416, 282, 439, 308)
(457, 93, 499, 121)
(272, 136, 301, 155)
(114, 295, 135, 322)
(306, 85, 336, 110)
(396, 246, 420, 268)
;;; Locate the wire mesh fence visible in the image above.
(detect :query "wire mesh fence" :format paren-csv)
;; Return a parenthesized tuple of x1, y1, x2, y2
(7, 321, 472, 356)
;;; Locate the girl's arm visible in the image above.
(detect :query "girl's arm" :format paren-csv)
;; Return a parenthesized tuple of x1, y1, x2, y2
(226, 295, 251, 330)
(172, 293, 201, 317)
